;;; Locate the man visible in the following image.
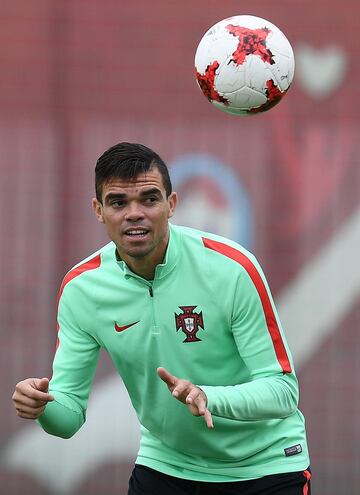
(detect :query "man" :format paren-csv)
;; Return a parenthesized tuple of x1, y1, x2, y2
(12, 142, 311, 494)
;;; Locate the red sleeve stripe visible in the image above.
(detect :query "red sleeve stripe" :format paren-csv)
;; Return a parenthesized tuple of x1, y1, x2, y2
(56, 253, 101, 348)
(57, 254, 102, 304)
(202, 237, 292, 374)
(302, 470, 312, 495)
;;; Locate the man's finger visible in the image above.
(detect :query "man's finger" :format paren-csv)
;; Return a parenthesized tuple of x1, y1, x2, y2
(25, 388, 54, 402)
(157, 367, 177, 388)
(16, 409, 45, 420)
(14, 395, 49, 408)
(35, 377, 50, 392)
(187, 397, 214, 428)
(16, 404, 46, 417)
(13, 381, 54, 403)
(203, 409, 214, 429)
(172, 380, 192, 398)
(185, 388, 202, 404)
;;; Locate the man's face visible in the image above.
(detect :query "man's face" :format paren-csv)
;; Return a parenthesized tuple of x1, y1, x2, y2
(92, 167, 177, 274)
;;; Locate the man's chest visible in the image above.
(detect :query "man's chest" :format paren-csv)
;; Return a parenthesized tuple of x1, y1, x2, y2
(79, 273, 241, 378)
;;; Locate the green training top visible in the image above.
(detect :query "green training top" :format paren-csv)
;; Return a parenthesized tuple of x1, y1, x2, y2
(39, 223, 310, 481)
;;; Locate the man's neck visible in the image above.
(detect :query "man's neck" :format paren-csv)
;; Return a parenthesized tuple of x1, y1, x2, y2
(117, 243, 168, 280)
(126, 259, 158, 280)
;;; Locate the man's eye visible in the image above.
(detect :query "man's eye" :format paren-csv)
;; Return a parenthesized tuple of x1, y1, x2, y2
(111, 200, 125, 207)
(144, 197, 157, 203)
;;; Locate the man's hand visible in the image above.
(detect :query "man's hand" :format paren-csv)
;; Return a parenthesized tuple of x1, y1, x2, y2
(157, 367, 214, 428)
(12, 378, 54, 420)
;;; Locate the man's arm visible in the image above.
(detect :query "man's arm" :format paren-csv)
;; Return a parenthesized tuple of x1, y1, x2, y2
(158, 260, 298, 424)
(197, 265, 298, 422)
(199, 373, 298, 422)
(12, 284, 100, 439)
(38, 290, 100, 438)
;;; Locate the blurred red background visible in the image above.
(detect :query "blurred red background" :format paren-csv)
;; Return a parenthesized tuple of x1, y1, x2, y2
(1, 1, 359, 494)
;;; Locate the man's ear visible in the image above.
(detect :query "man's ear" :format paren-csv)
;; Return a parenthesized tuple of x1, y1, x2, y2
(92, 198, 105, 224)
(168, 192, 177, 218)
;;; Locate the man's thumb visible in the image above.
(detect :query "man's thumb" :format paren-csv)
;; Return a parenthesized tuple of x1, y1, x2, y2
(35, 377, 50, 392)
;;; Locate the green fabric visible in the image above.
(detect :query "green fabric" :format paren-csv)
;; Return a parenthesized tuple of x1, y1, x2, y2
(38, 223, 309, 481)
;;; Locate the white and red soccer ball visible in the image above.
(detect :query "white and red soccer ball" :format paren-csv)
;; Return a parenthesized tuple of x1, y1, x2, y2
(195, 15, 295, 115)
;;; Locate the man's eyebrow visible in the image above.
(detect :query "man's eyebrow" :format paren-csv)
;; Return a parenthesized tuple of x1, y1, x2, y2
(104, 192, 127, 203)
(139, 187, 162, 197)
(103, 188, 162, 203)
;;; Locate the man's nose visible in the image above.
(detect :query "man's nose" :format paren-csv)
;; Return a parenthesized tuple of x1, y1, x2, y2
(125, 202, 145, 221)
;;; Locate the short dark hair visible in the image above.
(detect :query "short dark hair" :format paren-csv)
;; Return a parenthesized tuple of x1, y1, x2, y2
(95, 142, 172, 202)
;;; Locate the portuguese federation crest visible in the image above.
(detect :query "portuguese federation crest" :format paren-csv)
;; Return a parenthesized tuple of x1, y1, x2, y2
(175, 306, 204, 343)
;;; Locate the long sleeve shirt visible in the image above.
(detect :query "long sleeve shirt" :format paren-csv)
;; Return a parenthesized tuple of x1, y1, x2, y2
(38, 223, 310, 481)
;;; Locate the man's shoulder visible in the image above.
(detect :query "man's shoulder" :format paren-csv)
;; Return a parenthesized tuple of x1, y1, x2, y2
(172, 224, 263, 283)
(59, 242, 114, 294)
(67, 241, 114, 272)
(173, 224, 254, 261)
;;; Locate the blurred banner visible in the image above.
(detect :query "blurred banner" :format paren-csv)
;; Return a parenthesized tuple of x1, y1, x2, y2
(1, 1, 359, 494)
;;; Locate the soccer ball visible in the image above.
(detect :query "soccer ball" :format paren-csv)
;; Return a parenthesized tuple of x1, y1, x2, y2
(194, 15, 295, 115)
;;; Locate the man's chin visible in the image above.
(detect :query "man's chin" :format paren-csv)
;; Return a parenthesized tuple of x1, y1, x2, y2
(126, 251, 149, 259)
(123, 246, 153, 259)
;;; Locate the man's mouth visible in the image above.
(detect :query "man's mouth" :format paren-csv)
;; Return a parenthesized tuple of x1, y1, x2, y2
(124, 229, 149, 238)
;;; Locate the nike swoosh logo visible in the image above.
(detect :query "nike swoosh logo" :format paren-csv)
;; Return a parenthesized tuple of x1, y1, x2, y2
(114, 321, 139, 333)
